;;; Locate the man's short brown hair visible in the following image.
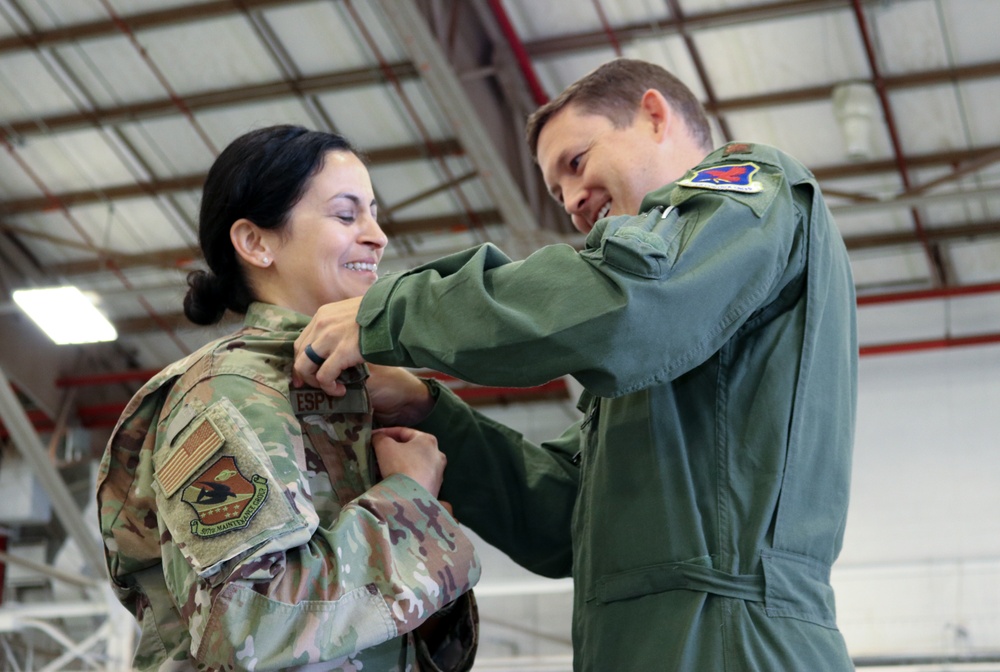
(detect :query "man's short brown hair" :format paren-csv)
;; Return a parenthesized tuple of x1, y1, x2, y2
(525, 58, 712, 160)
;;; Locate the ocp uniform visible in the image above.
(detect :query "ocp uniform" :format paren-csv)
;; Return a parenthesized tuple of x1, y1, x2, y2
(355, 143, 857, 670)
(97, 302, 479, 671)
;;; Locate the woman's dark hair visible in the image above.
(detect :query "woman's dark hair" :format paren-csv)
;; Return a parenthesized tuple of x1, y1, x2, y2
(184, 125, 357, 325)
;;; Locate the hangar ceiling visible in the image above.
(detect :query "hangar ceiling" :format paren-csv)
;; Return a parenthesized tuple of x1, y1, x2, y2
(0, 0, 999, 668)
(1, 0, 999, 418)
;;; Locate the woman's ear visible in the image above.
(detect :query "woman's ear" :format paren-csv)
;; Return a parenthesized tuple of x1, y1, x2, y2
(230, 218, 272, 268)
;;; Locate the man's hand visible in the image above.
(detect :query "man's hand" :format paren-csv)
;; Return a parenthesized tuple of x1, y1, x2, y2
(367, 364, 435, 427)
(293, 296, 364, 395)
(372, 426, 446, 498)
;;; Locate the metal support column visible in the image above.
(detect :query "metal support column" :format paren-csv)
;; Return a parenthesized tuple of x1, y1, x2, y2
(0, 367, 106, 577)
(373, 0, 546, 259)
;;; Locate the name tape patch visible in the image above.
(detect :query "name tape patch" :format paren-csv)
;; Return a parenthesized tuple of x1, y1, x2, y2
(290, 387, 369, 416)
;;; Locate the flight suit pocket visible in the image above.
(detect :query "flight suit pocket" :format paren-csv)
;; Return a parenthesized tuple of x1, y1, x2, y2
(582, 209, 682, 279)
(760, 549, 837, 628)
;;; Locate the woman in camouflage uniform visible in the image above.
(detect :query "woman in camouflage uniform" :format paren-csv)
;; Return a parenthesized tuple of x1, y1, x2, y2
(96, 125, 480, 671)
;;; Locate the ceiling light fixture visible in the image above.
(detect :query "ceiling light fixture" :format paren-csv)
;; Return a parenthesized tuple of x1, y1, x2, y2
(12, 286, 118, 345)
(832, 81, 879, 162)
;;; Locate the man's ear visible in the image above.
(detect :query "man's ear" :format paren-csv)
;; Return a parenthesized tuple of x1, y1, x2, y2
(639, 88, 670, 141)
(230, 218, 273, 268)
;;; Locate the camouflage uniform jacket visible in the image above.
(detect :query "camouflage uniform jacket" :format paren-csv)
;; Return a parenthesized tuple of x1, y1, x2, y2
(96, 302, 480, 671)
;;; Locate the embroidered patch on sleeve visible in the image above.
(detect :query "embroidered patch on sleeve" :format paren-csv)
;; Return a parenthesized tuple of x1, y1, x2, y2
(677, 162, 763, 193)
(181, 456, 268, 537)
(157, 416, 225, 497)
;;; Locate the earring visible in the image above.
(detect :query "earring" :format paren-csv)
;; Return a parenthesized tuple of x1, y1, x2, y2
(261, 256, 269, 266)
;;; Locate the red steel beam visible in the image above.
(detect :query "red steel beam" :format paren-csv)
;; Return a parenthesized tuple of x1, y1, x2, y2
(860, 332, 1000, 357)
(856, 281, 1000, 306)
(487, 0, 549, 106)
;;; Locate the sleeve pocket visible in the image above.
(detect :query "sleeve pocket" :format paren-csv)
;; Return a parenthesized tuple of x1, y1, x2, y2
(583, 209, 683, 279)
(155, 397, 308, 578)
(197, 582, 397, 669)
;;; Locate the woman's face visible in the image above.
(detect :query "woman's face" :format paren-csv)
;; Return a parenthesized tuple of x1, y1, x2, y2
(265, 150, 387, 315)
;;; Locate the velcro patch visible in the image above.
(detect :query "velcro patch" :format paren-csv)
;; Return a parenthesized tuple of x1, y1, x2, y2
(157, 416, 225, 497)
(290, 386, 369, 416)
(677, 162, 763, 193)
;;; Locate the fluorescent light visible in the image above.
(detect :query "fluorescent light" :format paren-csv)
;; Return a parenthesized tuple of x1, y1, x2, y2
(13, 286, 118, 344)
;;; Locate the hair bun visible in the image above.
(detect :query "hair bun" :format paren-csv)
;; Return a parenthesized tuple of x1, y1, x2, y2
(183, 269, 228, 325)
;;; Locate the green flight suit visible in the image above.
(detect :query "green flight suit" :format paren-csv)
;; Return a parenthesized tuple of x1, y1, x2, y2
(97, 303, 480, 671)
(357, 143, 857, 671)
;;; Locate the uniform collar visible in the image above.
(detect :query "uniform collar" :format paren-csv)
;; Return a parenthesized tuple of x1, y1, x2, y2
(243, 302, 310, 333)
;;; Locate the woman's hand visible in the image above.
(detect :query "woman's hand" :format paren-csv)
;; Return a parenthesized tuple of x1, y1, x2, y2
(372, 426, 446, 498)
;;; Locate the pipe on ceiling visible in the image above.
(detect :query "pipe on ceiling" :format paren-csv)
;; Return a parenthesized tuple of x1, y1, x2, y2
(850, 0, 945, 286)
(486, 0, 549, 106)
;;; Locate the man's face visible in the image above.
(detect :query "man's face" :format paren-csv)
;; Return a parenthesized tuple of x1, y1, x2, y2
(536, 103, 665, 234)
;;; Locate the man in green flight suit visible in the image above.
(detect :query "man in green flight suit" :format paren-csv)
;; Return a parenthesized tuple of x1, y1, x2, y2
(293, 58, 857, 671)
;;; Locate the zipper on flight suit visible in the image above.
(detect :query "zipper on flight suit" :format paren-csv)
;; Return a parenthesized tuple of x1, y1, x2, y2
(573, 400, 601, 465)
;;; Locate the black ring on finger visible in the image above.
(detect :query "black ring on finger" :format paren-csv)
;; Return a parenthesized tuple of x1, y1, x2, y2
(304, 343, 326, 366)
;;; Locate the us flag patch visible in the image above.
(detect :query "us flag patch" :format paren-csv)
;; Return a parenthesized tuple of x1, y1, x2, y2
(157, 416, 225, 497)
(678, 162, 763, 193)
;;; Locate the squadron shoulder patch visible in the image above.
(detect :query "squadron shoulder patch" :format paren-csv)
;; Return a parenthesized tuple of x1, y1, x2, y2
(182, 456, 268, 537)
(677, 162, 763, 193)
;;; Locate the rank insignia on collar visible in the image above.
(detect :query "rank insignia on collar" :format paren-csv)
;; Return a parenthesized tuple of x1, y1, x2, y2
(723, 143, 754, 156)
(677, 162, 763, 193)
(182, 456, 268, 537)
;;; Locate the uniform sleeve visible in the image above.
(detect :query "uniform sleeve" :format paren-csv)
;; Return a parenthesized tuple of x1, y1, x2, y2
(151, 374, 480, 670)
(415, 380, 579, 578)
(358, 160, 804, 398)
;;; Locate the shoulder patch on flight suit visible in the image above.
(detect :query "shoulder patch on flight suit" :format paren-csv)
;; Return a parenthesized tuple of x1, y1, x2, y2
(676, 163, 763, 193)
(181, 455, 268, 538)
(672, 160, 782, 218)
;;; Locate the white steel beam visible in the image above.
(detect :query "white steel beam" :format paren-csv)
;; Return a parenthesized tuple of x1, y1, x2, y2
(372, 0, 545, 259)
(0, 367, 106, 577)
